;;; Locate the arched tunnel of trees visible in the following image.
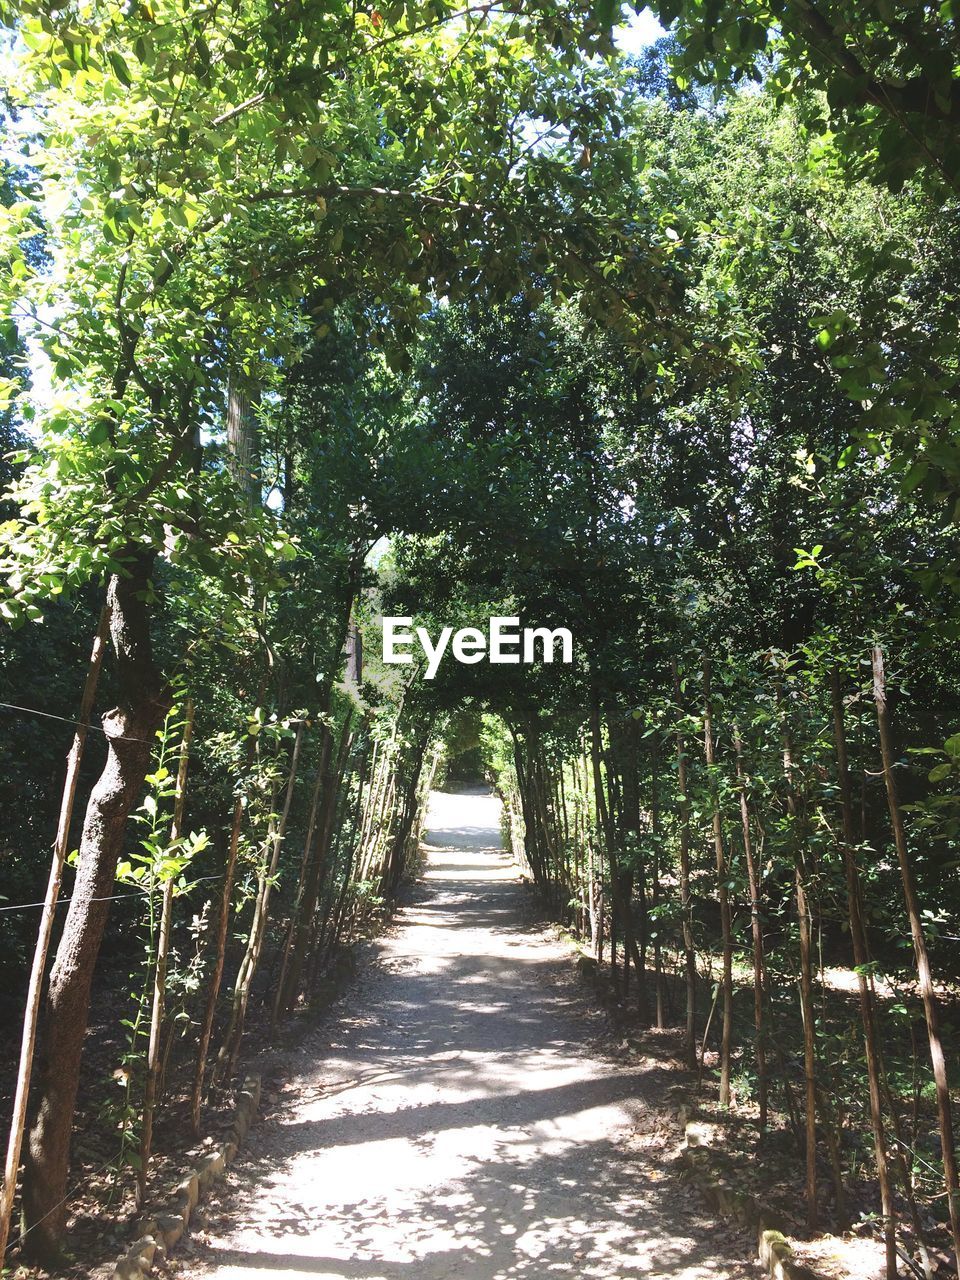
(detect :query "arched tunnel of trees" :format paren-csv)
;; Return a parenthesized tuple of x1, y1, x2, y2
(3, 2, 960, 1277)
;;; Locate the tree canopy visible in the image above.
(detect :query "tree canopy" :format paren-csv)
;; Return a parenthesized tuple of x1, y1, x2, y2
(2, 6, 960, 1278)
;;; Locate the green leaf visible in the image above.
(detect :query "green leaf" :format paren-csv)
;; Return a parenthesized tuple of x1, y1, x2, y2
(108, 51, 133, 86)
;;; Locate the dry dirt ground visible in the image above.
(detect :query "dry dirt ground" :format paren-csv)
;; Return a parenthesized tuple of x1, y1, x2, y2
(177, 786, 758, 1280)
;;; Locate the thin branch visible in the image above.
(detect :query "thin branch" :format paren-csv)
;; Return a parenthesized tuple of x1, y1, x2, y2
(211, 2, 505, 129)
(248, 181, 487, 213)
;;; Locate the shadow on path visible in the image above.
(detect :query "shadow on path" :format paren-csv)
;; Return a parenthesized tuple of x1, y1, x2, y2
(180, 788, 754, 1280)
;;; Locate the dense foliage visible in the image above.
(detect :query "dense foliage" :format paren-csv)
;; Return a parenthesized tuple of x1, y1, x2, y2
(1, 4, 960, 1278)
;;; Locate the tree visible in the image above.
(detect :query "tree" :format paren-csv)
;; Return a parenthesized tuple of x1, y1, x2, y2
(0, 0, 688, 1253)
(643, 0, 960, 191)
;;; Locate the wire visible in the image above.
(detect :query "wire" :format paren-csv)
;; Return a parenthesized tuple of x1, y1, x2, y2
(0, 874, 225, 915)
(14, 1154, 119, 1244)
(0, 699, 151, 743)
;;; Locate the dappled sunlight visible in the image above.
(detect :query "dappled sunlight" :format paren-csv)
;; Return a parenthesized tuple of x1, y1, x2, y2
(182, 788, 751, 1280)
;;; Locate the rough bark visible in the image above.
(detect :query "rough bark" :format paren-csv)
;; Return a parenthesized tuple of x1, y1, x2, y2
(270, 732, 332, 1025)
(382, 742, 430, 899)
(589, 689, 615, 982)
(22, 555, 171, 1261)
(0, 606, 109, 1268)
(226, 375, 260, 505)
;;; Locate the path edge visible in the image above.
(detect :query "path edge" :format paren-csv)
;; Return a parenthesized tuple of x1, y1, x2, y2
(677, 1104, 824, 1280)
(567, 942, 826, 1280)
(106, 1073, 261, 1280)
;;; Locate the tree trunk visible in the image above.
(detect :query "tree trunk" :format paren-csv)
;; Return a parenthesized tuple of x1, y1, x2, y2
(872, 645, 960, 1270)
(226, 375, 260, 505)
(275, 713, 354, 1018)
(354, 736, 381, 871)
(218, 720, 304, 1081)
(22, 555, 171, 1261)
(589, 689, 615, 984)
(733, 723, 768, 1131)
(702, 660, 732, 1106)
(781, 718, 818, 1230)
(672, 661, 697, 1072)
(0, 605, 110, 1268)
(513, 737, 543, 885)
(831, 668, 897, 1278)
(613, 713, 649, 1021)
(190, 786, 244, 1135)
(270, 728, 331, 1025)
(650, 736, 666, 1030)
(382, 742, 430, 899)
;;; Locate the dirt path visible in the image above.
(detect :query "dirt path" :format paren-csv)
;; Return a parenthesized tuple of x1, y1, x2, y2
(180, 787, 755, 1280)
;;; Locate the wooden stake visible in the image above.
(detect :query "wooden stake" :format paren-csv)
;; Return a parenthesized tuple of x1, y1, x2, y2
(781, 718, 818, 1230)
(0, 605, 110, 1267)
(137, 699, 194, 1208)
(672, 662, 697, 1071)
(733, 723, 768, 1131)
(872, 645, 960, 1271)
(702, 660, 733, 1106)
(831, 668, 898, 1278)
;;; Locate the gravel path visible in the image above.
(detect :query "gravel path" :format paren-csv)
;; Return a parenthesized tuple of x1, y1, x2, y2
(181, 787, 755, 1280)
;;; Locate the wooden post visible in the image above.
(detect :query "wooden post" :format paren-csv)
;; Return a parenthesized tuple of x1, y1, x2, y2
(218, 720, 304, 1080)
(733, 723, 768, 1131)
(702, 660, 733, 1106)
(873, 645, 960, 1271)
(781, 716, 818, 1230)
(137, 699, 194, 1207)
(0, 606, 110, 1266)
(672, 662, 697, 1071)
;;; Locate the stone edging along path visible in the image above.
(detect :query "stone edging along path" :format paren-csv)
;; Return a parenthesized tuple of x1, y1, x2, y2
(108, 934, 825, 1280)
(108, 1073, 261, 1280)
(573, 949, 825, 1280)
(676, 1103, 821, 1280)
